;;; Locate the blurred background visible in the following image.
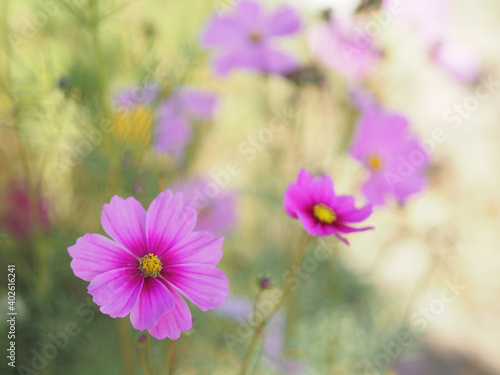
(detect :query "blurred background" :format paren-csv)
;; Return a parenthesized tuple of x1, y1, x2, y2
(1, 0, 500, 374)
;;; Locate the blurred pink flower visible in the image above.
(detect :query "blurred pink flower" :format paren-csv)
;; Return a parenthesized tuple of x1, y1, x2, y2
(215, 295, 309, 374)
(154, 87, 218, 157)
(431, 42, 481, 84)
(308, 17, 381, 80)
(0, 180, 50, 240)
(172, 176, 238, 236)
(350, 107, 429, 205)
(348, 85, 380, 112)
(200, 0, 302, 76)
(68, 190, 229, 340)
(283, 169, 373, 244)
(383, 0, 450, 47)
(112, 83, 159, 110)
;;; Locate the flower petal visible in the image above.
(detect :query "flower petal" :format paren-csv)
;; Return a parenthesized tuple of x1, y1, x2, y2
(338, 204, 373, 223)
(129, 276, 175, 330)
(335, 223, 374, 234)
(153, 113, 192, 157)
(101, 196, 148, 257)
(163, 264, 229, 311)
(163, 231, 224, 266)
(87, 267, 143, 318)
(179, 89, 218, 120)
(266, 5, 301, 36)
(148, 283, 192, 340)
(260, 46, 299, 74)
(68, 233, 138, 282)
(200, 17, 243, 47)
(146, 190, 197, 256)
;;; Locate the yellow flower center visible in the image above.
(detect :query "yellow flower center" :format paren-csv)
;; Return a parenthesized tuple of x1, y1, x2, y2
(113, 105, 153, 147)
(139, 253, 162, 277)
(368, 154, 383, 171)
(313, 203, 337, 224)
(249, 31, 262, 43)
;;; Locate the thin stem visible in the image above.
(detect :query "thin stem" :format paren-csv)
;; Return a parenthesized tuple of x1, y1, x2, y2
(137, 346, 149, 375)
(158, 174, 165, 191)
(237, 329, 262, 375)
(401, 254, 441, 325)
(262, 234, 311, 325)
(88, 0, 109, 116)
(162, 340, 177, 375)
(237, 234, 312, 375)
(253, 290, 263, 326)
(145, 332, 154, 375)
(118, 319, 135, 375)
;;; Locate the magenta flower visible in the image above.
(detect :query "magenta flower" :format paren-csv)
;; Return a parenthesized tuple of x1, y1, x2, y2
(283, 169, 372, 244)
(350, 106, 429, 206)
(154, 87, 218, 157)
(200, 0, 302, 76)
(308, 18, 381, 81)
(172, 176, 238, 236)
(68, 190, 230, 340)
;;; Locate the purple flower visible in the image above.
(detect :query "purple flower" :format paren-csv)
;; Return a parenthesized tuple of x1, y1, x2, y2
(68, 190, 230, 340)
(113, 83, 160, 110)
(348, 85, 380, 112)
(200, 0, 302, 76)
(154, 88, 218, 157)
(308, 17, 381, 80)
(283, 169, 373, 244)
(172, 176, 237, 236)
(431, 42, 481, 84)
(350, 106, 429, 206)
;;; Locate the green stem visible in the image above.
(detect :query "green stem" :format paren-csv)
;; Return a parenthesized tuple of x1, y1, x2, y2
(145, 332, 154, 375)
(161, 340, 177, 375)
(118, 319, 135, 375)
(137, 346, 149, 375)
(89, 0, 109, 116)
(237, 234, 311, 375)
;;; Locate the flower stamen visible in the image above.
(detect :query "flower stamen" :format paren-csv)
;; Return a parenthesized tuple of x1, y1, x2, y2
(249, 31, 262, 43)
(139, 253, 162, 277)
(313, 203, 337, 224)
(367, 155, 383, 171)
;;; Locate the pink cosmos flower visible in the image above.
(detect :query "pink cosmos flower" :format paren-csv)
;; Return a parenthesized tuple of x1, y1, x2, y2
(283, 169, 373, 244)
(308, 17, 381, 81)
(154, 87, 218, 157)
(200, 0, 302, 76)
(68, 190, 230, 340)
(172, 176, 238, 236)
(431, 42, 481, 84)
(350, 106, 429, 206)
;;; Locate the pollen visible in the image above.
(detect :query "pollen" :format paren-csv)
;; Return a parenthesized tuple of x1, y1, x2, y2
(249, 31, 262, 43)
(139, 253, 162, 277)
(368, 155, 383, 171)
(313, 203, 337, 224)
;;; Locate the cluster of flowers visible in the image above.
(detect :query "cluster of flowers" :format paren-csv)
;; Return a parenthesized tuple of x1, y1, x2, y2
(62, 0, 476, 343)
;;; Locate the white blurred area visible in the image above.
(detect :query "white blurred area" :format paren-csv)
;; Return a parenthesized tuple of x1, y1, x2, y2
(286, 0, 361, 16)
